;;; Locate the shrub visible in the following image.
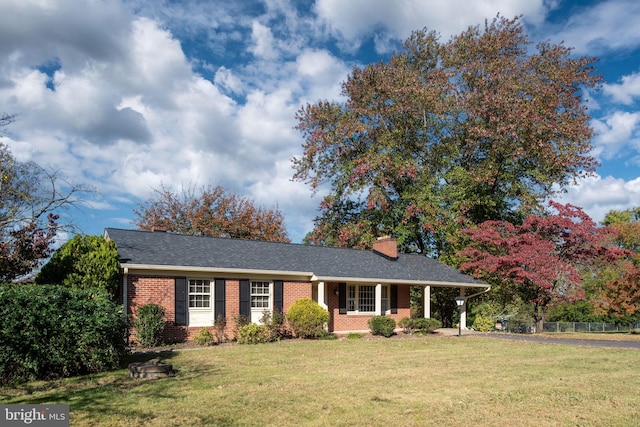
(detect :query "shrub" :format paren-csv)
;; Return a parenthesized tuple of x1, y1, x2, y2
(413, 318, 442, 333)
(346, 333, 363, 339)
(398, 317, 442, 334)
(133, 304, 166, 347)
(232, 314, 251, 340)
(286, 298, 329, 338)
(472, 314, 494, 332)
(398, 317, 414, 334)
(261, 310, 289, 341)
(213, 315, 227, 343)
(193, 328, 216, 346)
(369, 316, 396, 337)
(0, 284, 127, 385)
(237, 323, 270, 344)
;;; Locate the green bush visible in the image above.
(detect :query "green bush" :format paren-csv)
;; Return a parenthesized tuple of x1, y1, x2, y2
(368, 316, 396, 337)
(133, 304, 166, 347)
(213, 315, 227, 343)
(286, 298, 329, 338)
(398, 317, 441, 334)
(237, 323, 270, 344)
(0, 284, 127, 385)
(346, 333, 363, 339)
(472, 314, 494, 332)
(193, 328, 216, 346)
(412, 318, 442, 333)
(232, 314, 251, 340)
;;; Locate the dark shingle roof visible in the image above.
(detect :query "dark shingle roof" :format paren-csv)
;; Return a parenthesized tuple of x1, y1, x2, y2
(105, 228, 487, 287)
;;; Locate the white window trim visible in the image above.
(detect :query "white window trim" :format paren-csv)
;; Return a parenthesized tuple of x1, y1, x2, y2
(347, 284, 389, 315)
(188, 278, 211, 310)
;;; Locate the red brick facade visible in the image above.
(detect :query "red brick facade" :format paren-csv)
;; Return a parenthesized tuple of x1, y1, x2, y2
(121, 274, 411, 343)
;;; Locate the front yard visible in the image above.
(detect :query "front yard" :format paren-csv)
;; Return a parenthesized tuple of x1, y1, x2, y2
(1, 334, 638, 426)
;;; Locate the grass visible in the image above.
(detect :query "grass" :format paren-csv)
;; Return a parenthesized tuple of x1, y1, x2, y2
(1, 335, 639, 426)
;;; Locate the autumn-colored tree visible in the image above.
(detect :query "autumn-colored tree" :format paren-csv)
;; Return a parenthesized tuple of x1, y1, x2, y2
(293, 16, 599, 257)
(133, 184, 290, 242)
(458, 202, 626, 332)
(594, 207, 640, 319)
(0, 139, 85, 282)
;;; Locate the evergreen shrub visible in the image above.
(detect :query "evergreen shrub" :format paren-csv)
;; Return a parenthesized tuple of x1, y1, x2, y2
(0, 284, 127, 385)
(133, 304, 166, 347)
(369, 316, 396, 337)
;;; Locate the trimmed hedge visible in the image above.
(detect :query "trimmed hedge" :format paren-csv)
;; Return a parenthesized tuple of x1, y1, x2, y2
(398, 317, 442, 334)
(369, 316, 396, 337)
(133, 303, 166, 347)
(0, 284, 128, 385)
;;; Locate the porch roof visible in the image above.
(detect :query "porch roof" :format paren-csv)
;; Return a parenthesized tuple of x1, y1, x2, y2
(104, 228, 488, 288)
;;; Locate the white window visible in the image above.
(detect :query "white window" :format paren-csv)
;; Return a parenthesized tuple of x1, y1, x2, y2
(381, 285, 389, 313)
(347, 285, 376, 313)
(189, 279, 210, 308)
(251, 281, 270, 309)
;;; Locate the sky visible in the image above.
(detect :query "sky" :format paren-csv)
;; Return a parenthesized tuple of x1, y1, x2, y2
(1, 0, 639, 243)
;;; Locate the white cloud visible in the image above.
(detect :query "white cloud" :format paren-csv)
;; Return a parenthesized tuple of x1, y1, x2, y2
(552, 0, 640, 55)
(591, 111, 640, 161)
(314, 0, 548, 52)
(249, 20, 279, 60)
(603, 72, 640, 105)
(555, 175, 640, 223)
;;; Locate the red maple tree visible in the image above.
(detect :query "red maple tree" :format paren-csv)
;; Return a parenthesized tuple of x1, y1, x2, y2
(458, 202, 627, 331)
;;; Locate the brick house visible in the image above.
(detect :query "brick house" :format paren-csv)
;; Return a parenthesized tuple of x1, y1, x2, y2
(105, 228, 488, 342)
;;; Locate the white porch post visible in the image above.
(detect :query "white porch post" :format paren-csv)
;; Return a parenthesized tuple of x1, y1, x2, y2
(317, 281, 327, 310)
(375, 283, 382, 315)
(423, 285, 431, 318)
(459, 288, 467, 330)
(122, 267, 128, 316)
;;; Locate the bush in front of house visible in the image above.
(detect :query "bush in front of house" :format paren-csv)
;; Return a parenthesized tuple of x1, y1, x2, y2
(237, 323, 270, 344)
(0, 284, 127, 385)
(286, 298, 330, 338)
(261, 310, 289, 341)
(133, 303, 166, 347)
(369, 316, 396, 337)
(398, 317, 442, 334)
(193, 328, 216, 346)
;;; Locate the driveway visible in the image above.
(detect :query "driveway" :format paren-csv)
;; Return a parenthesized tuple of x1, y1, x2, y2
(473, 332, 640, 349)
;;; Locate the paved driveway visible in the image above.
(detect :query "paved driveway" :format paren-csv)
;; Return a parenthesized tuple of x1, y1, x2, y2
(476, 332, 640, 349)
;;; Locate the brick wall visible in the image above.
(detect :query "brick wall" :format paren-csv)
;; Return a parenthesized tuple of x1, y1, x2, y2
(327, 282, 411, 333)
(122, 274, 412, 342)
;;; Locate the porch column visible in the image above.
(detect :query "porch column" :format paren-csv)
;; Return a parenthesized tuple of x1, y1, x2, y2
(317, 281, 327, 310)
(122, 267, 128, 316)
(423, 285, 431, 318)
(459, 287, 467, 330)
(375, 283, 382, 315)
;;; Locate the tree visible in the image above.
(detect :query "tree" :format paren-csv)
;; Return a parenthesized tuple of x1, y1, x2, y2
(596, 207, 640, 319)
(0, 141, 85, 282)
(458, 202, 627, 332)
(133, 184, 290, 242)
(293, 16, 600, 257)
(36, 235, 120, 298)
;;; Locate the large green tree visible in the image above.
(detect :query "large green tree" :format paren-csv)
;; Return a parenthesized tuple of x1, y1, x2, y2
(36, 235, 120, 298)
(133, 184, 290, 242)
(293, 16, 600, 258)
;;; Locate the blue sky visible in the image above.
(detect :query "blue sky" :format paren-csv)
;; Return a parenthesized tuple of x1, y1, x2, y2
(1, 0, 639, 243)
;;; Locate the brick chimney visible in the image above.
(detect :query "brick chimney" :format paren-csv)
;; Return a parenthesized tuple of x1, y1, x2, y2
(372, 236, 398, 260)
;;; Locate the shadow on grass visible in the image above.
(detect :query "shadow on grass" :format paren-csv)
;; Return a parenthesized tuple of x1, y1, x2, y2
(1, 348, 221, 423)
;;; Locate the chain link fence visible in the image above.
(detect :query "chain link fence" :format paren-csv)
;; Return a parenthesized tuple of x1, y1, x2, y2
(492, 319, 640, 334)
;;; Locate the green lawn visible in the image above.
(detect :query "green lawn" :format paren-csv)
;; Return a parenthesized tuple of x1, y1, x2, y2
(1, 335, 638, 426)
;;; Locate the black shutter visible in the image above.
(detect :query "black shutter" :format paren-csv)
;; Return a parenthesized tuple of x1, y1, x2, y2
(390, 285, 398, 314)
(274, 280, 284, 313)
(175, 277, 187, 325)
(214, 279, 226, 320)
(240, 279, 250, 318)
(338, 282, 347, 314)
